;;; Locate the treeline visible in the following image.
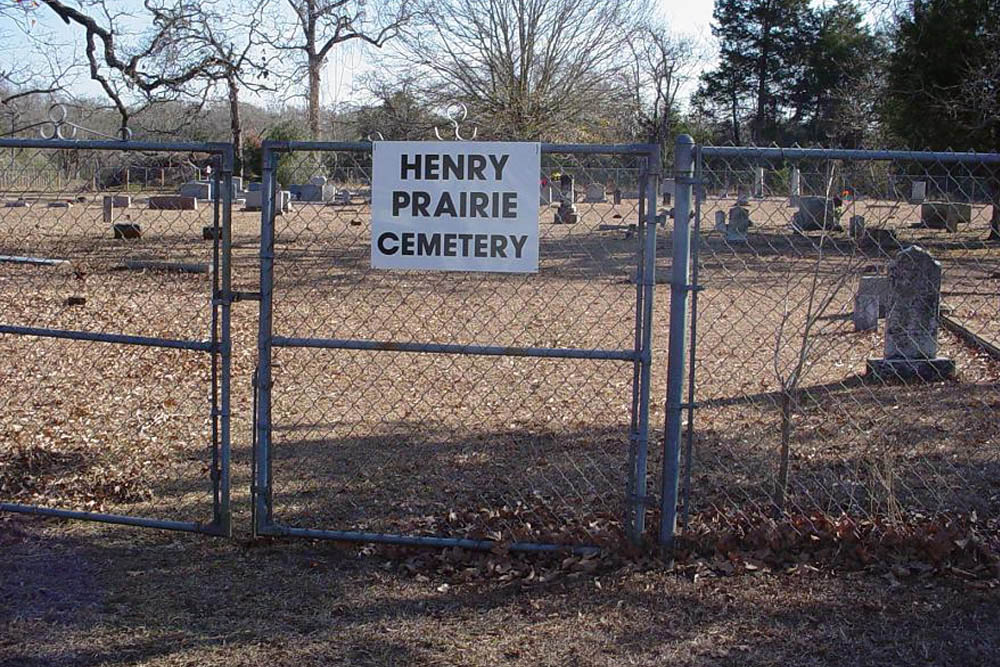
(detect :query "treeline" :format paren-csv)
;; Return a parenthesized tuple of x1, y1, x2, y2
(1, 0, 999, 156)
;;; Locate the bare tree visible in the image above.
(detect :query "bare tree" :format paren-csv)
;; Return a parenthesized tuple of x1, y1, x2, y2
(771, 162, 865, 512)
(622, 23, 704, 152)
(1, 2, 76, 128)
(266, 0, 412, 140)
(391, 0, 650, 140)
(145, 0, 274, 175)
(39, 0, 227, 135)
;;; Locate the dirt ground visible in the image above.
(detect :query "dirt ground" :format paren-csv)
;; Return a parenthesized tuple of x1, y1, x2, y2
(2, 152, 1000, 664)
(2, 516, 1000, 667)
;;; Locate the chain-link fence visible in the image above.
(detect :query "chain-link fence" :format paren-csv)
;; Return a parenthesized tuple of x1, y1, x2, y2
(664, 142, 1000, 544)
(0, 138, 233, 535)
(253, 140, 663, 551)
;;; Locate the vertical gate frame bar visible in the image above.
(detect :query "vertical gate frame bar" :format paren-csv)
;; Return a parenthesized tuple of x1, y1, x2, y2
(660, 135, 695, 549)
(625, 160, 648, 543)
(680, 146, 704, 531)
(635, 144, 661, 543)
(217, 144, 234, 537)
(254, 144, 279, 535)
(210, 159, 222, 528)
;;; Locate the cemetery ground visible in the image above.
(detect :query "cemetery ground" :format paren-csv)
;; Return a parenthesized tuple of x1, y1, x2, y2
(2, 194, 999, 665)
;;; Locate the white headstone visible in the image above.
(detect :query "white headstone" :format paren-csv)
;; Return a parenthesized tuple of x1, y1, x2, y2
(910, 181, 927, 203)
(789, 167, 801, 207)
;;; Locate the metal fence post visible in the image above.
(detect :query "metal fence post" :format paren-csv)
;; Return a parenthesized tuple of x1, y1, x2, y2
(254, 144, 278, 537)
(217, 143, 234, 537)
(660, 135, 695, 549)
(627, 145, 662, 544)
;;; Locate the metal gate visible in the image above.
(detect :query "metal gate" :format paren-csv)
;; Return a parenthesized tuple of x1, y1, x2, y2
(254, 140, 662, 550)
(0, 137, 233, 536)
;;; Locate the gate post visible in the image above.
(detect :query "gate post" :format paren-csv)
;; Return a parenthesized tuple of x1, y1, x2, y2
(660, 135, 695, 549)
(254, 144, 279, 537)
(218, 143, 234, 537)
(626, 144, 661, 545)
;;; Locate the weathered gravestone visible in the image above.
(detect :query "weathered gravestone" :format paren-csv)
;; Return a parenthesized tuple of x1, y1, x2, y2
(909, 181, 926, 204)
(866, 246, 954, 380)
(179, 181, 212, 200)
(149, 195, 197, 210)
(726, 206, 751, 242)
(736, 185, 750, 206)
(584, 182, 607, 203)
(792, 196, 840, 232)
(714, 210, 727, 233)
(920, 202, 971, 232)
(853, 275, 891, 331)
(554, 174, 579, 224)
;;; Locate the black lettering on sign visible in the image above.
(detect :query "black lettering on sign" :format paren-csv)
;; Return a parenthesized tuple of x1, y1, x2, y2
(401, 232, 415, 255)
(510, 235, 528, 258)
(433, 192, 457, 217)
(417, 233, 441, 256)
(468, 154, 487, 180)
(424, 154, 440, 180)
(458, 233, 473, 255)
(442, 154, 464, 180)
(474, 234, 488, 257)
(392, 191, 409, 216)
(377, 232, 399, 255)
(413, 191, 431, 216)
(400, 154, 420, 179)
(502, 192, 517, 218)
(489, 154, 509, 180)
(443, 234, 458, 256)
(491, 235, 507, 257)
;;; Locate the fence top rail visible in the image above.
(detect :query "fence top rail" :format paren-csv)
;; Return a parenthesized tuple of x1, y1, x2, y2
(264, 139, 657, 155)
(698, 145, 1000, 164)
(0, 137, 233, 154)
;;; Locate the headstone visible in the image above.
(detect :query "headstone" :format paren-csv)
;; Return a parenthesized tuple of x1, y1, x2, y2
(103, 196, 114, 223)
(554, 175, 579, 224)
(662, 178, 675, 205)
(789, 167, 801, 207)
(149, 196, 197, 211)
(232, 176, 243, 192)
(4, 199, 29, 208)
(921, 202, 972, 231)
(910, 181, 926, 204)
(857, 275, 892, 318)
(244, 190, 262, 210)
(853, 294, 879, 332)
(113, 223, 142, 239)
(247, 182, 263, 192)
(726, 206, 751, 242)
(736, 186, 750, 206)
(792, 196, 840, 232)
(714, 210, 727, 233)
(613, 189, 622, 205)
(109, 195, 131, 208)
(849, 215, 865, 239)
(584, 183, 607, 203)
(866, 246, 954, 381)
(753, 166, 765, 198)
(203, 226, 219, 240)
(179, 181, 213, 200)
(309, 175, 327, 186)
(277, 190, 293, 215)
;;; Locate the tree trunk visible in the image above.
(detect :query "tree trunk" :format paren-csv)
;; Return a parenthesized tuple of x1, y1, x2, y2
(774, 390, 793, 515)
(731, 89, 740, 145)
(308, 55, 322, 140)
(990, 204, 1000, 241)
(227, 74, 243, 180)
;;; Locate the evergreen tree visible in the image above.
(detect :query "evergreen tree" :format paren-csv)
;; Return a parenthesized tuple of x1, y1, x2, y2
(696, 0, 812, 144)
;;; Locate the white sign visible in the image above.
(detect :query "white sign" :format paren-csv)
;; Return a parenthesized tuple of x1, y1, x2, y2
(371, 141, 540, 272)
